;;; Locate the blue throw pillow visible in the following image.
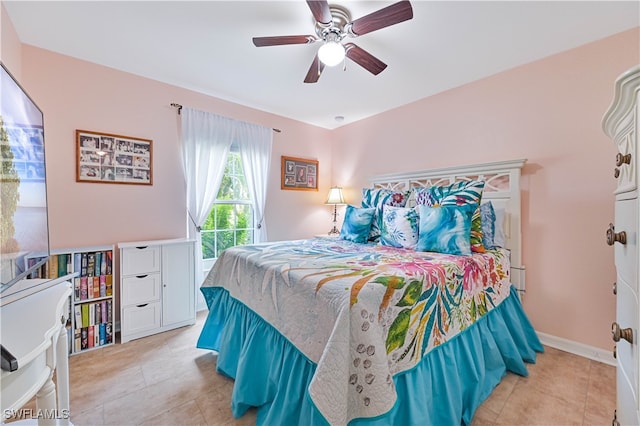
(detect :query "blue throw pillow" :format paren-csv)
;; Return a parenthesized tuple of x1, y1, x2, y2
(340, 205, 375, 244)
(380, 205, 419, 249)
(416, 204, 475, 255)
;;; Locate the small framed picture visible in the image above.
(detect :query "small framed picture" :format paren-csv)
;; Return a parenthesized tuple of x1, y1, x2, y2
(76, 130, 152, 185)
(281, 155, 318, 191)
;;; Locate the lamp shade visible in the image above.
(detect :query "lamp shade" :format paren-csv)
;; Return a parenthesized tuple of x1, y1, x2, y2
(326, 187, 345, 205)
(318, 41, 345, 67)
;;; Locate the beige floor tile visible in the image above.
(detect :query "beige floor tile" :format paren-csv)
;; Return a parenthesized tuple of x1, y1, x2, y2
(53, 313, 618, 426)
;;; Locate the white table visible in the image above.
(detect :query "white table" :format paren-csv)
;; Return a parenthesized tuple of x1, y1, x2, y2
(1, 277, 73, 425)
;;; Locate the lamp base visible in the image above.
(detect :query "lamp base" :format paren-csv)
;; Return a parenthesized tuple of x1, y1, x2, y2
(328, 226, 340, 236)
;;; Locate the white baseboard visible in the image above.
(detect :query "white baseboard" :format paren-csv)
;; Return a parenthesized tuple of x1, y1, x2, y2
(537, 331, 615, 366)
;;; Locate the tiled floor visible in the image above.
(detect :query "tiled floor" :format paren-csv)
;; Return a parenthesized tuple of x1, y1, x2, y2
(13, 311, 616, 425)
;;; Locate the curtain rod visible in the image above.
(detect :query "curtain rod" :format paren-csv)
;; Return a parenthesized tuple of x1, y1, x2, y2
(170, 103, 281, 133)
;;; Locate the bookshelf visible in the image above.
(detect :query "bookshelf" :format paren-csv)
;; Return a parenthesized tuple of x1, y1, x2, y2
(25, 245, 115, 355)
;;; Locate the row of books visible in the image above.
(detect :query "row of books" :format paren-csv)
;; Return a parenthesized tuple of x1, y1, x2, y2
(26, 250, 113, 280)
(75, 323, 113, 351)
(74, 275, 113, 301)
(75, 251, 113, 277)
(74, 299, 113, 329)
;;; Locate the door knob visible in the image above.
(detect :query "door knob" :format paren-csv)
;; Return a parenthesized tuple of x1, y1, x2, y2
(612, 322, 633, 344)
(616, 152, 632, 167)
(606, 223, 626, 246)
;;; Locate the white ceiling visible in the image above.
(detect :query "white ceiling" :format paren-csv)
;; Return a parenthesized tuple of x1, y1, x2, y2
(4, 1, 639, 129)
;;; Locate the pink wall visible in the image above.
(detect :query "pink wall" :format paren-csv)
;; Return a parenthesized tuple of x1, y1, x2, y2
(16, 46, 334, 249)
(4, 3, 638, 351)
(332, 28, 640, 351)
(1, 2, 21, 76)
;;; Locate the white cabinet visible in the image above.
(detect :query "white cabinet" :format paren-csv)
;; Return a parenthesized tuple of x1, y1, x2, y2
(602, 65, 640, 426)
(118, 238, 196, 343)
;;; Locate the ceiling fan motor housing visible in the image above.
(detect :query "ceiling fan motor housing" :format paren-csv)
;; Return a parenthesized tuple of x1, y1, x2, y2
(315, 5, 352, 41)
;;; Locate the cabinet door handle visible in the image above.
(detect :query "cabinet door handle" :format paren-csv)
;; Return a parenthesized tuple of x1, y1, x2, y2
(616, 152, 632, 167)
(135, 274, 148, 279)
(135, 246, 148, 250)
(612, 322, 633, 344)
(136, 303, 149, 308)
(606, 223, 626, 246)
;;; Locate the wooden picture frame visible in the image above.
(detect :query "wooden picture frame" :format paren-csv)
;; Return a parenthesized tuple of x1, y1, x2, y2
(76, 129, 152, 185)
(281, 155, 318, 191)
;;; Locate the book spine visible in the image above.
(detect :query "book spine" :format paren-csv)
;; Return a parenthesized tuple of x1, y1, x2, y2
(74, 277, 81, 300)
(88, 326, 94, 348)
(94, 252, 101, 276)
(81, 327, 88, 350)
(74, 328, 81, 353)
(81, 304, 89, 328)
(106, 275, 113, 297)
(106, 251, 113, 274)
(93, 276, 100, 299)
(99, 275, 106, 298)
(81, 253, 88, 276)
(106, 322, 113, 344)
(99, 323, 106, 346)
(101, 300, 107, 323)
(100, 251, 107, 275)
(57, 253, 67, 276)
(87, 277, 94, 300)
(80, 277, 88, 300)
(49, 255, 58, 279)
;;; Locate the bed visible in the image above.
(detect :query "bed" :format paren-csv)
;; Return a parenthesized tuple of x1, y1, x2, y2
(197, 159, 543, 425)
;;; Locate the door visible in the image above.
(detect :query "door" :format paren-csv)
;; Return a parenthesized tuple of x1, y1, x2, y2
(161, 242, 195, 327)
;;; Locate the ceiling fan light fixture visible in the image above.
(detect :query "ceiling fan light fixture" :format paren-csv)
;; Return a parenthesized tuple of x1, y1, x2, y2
(318, 40, 345, 67)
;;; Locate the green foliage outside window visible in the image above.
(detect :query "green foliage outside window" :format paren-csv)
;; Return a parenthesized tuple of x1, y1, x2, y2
(201, 152, 254, 259)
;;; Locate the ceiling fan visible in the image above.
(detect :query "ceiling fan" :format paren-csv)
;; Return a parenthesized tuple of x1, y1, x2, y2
(252, 1, 414, 83)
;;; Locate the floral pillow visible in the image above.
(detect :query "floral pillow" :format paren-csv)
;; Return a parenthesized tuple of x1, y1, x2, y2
(380, 205, 419, 249)
(414, 180, 486, 253)
(339, 205, 375, 244)
(361, 188, 410, 242)
(416, 204, 475, 256)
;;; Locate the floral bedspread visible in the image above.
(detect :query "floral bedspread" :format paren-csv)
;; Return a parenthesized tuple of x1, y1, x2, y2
(201, 237, 512, 425)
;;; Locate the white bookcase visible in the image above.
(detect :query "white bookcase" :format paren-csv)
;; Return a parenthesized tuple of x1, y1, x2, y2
(118, 238, 196, 343)
(24, 244, 115, 355)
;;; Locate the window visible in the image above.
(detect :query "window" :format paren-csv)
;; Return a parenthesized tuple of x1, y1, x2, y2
(201, 151, 254, 263)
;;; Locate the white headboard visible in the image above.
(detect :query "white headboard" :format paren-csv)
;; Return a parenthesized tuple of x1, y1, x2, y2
(370, 159, 527, 295)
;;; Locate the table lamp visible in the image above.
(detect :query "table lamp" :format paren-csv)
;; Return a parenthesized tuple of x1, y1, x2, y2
(325, 187, 345, 236)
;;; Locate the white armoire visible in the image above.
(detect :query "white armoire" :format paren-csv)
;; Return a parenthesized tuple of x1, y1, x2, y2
(602, 65, 640, 426)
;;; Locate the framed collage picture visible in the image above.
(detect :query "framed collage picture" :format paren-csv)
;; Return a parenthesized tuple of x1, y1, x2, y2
(281, 155, 318, 191)
(76, 130, 152, 185)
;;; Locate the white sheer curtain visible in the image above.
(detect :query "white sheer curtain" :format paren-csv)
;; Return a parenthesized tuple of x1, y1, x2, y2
(237, 122, 272, 243)
(180, 107, 233, 277)
(180, 107, 273, 290)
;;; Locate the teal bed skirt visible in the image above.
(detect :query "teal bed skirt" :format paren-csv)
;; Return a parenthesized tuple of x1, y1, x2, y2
(197, 286, 543, 425)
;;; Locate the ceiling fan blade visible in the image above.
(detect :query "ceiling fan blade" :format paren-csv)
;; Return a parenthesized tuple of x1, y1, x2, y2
(306, 0, 332, 25)
(304, 54, 325, 83)
(348, 1, 413, 36)
(253, 35, 316, 47)
(344, 43, 387, 75)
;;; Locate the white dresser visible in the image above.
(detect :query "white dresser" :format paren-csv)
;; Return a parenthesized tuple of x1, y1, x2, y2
(118, 238, 196, 343)
(602, 65, 640, 426)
